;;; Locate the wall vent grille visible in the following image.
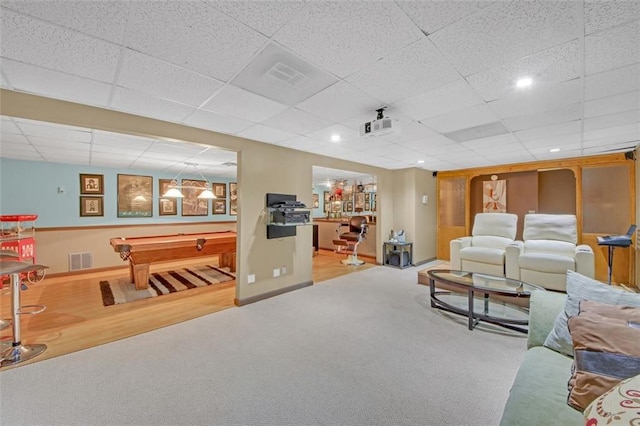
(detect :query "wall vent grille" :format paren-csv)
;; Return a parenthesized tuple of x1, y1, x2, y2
(69, 252, 93, 271)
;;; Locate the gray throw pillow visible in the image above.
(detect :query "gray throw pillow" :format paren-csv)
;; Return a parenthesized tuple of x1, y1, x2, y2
(543, 270, 640, 357)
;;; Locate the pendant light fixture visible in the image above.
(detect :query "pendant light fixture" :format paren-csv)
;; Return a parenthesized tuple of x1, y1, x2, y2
(162, 162, 216, 199)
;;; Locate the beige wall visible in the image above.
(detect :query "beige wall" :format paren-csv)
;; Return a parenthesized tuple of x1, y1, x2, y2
(1, 90, 404, 304)
(637, 146, 640, 287)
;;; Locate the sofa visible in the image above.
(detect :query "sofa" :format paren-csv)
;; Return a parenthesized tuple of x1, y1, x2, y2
(500, 271, 640, 425)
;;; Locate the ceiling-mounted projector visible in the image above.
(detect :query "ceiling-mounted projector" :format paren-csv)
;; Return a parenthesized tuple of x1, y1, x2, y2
(359, 107, 397, 138)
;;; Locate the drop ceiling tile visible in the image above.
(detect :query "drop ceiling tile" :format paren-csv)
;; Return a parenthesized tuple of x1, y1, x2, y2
(274, 1, 422, 78)
(423, 104, 500, 134)
(521, 133, 582, 149)
(262, 108, 333, 135)
(90, 151, 140, 162)
(92, 131, 155, 149)
(124, 1, 267, 81)
(515, 120, 582, 142)
(461, 133, 522, 151)
(528, 143, 582, 155)
(346, 38, 459, 104)
(0, 150, 43, 162)
(467, 40, 581, 102)
(584, 0, 640, 35)
(236, 124, 297, 144)
(305, 124, 359, 143)
(297, 81, 383, 123)
(483, 151, 536, 164)
(585, 20, 640, 75)
(1, 59, 112, 107)
(1, 10, 120, 82)
(584, 91, 640, 118)
(392, 80, 484, 121)
(532, 149, 583, 161)
(386, 145, 428, 162)
(0, 117, 21, 135)
(490, 78, 582, 119)
(0, 141, 38, 154)
(201, 85, 288, 122)
(90, 144, 144, 157)
(396, 1, 496, 34)
(15, 121, 92, 142)
(585, 64, 640, 100)
(583, 135, 639, 149)
(118, 50, 224, 107)
(37, 147, 90, 160)
(205, 0, 306, 37)
(128, 158, 179, 170)
(583, 144, 635, 155)
(277, 136, 325, 151)
(29, 137, 90, 151)
(503, 102, 582, 131)
(111, 87, 196, 123)
(1, 133, 30, 145)
(429, 1, 581, 76)
(145, 141, 206, 157)
(182, 109, 255, 135)
(583, 123, 640, 141)
(584, 109, 640, 132)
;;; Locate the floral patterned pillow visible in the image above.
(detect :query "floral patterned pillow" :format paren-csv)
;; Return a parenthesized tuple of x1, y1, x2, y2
(584, 373, 640, 425)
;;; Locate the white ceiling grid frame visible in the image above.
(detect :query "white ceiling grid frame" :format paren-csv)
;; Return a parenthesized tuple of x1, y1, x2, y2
(110, 87, 196, 123)
(201, 84, 289, 123)
(514, 121, 583, 142)
(583, 110, 640, 132)
(273, 1, 424, 78)
(261, 108, 333, 135)
(502, 102, 583, 132)
(296, 81, 383, 123)
(423, 103, 502, 134)
(584, 91, 640, 118)
(584, 64, 640, 101)
(236, 124, 297, 144)
(181, 109, 255, 135)
(584, 20, 640, 76)
(123, 1, 268, 82)
(396, 1, 498, 35)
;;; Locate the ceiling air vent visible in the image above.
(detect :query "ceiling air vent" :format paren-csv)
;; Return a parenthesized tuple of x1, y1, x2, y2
(267, 63, 307, 87)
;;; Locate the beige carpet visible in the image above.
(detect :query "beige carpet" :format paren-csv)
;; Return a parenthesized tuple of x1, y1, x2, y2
(99, 265, 235, 306)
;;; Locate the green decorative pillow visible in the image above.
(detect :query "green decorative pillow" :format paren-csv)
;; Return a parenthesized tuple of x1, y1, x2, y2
(543, 270, 640, 357)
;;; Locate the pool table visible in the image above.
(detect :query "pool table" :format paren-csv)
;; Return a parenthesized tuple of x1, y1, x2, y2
(109, 231, 236, 290)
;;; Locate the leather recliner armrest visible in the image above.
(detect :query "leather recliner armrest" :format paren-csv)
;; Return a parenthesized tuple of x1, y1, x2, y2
(450, 236, 472, 270)
(575, 244, 595, 278)
(505, 241, 524, 280)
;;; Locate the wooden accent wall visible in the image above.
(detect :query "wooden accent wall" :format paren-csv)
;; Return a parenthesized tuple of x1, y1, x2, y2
(436, 153, 636, 286)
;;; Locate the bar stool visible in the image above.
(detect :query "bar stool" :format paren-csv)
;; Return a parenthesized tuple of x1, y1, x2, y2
(0, 261, 48, 368)
(0, 249, 21, 331)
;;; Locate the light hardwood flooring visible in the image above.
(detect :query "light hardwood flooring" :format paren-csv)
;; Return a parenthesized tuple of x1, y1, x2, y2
(0, 250, 375, 370)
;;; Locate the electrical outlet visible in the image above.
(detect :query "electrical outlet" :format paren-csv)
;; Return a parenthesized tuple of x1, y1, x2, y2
(248, 274, 255, 284)
(281, 266, 287, 275)
(273, 268, 280, 278)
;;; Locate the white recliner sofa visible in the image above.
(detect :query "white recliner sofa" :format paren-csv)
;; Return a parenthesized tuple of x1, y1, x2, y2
(450, 213, 518, 277)
(505, 214, 595, 292)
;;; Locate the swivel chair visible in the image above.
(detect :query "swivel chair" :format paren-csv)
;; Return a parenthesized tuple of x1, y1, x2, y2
(336, 216, 368, 265)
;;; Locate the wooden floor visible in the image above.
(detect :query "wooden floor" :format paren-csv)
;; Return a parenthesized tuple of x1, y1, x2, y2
(0, 250, 375, 370)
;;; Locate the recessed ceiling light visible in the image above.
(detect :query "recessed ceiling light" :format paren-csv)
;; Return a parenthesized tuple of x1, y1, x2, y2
(330, 134, 341, 143)
(549, 148, 560, 152)
(516, 77, 533, 88)
(417, 160, 425, 164)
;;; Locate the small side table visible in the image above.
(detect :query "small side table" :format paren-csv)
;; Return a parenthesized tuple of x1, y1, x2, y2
(383, 241, 413, 269)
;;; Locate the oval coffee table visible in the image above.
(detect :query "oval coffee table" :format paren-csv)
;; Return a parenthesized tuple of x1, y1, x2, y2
(426, 269, 545, 333)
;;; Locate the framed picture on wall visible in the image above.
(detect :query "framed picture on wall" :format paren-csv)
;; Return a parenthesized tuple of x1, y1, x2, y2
(80, 196, 104, 217)
(312, 193, 319, 208)
(80, 174, 104, 195)
(229, 182, 238, 216)
(117, 174, 152, 217)
(181, 179, 208, 216)
(213, 199, 227, 215)
(212, 182, 226, 199)
(158, 179, 177, 216)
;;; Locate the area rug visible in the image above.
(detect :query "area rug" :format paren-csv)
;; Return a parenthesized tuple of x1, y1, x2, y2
(99, 265, 235, 306)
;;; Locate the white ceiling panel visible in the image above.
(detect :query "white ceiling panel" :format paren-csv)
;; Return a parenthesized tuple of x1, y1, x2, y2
(392, 79, 484, 121)
(2, 59, 112, 108)
(583, 134, 639, 149)
(583, 123, 640, 141)
(584, 91, 640, 118)
(528, 143, 583, 155)
(429, 1, 581, 76)
(0, 141, 38, 155)
(15, 121, 91, 142)
(37, 147, 90, 160)
(585, 20, 640, 75)
(181, 109, 255, 135)
(277, 136, 325, 152)
(0, 10, 120, 82)
(502, 102, 583, 132)
(236, 124, 297, 144)
(423, 104, 500, 134)
(515, 120, 582, 142)
(0, 150, 44, 162)
(531, 148, 583, 161)
(110, 88, 196, 123)
(262, 108, 333, 135)
(584, 109, 640, 133)
(0, 117, 22, 135)
(584, 0, 640, 35)
(467, 40, 581, 102)
(117, 50, 224, 107)
(0, 133, 30, 145)
(274, 1, 423, 78)
(124, 1, 267, 81)
(28, 137, 90, 151)
(396, 1, 496, 35)
(346, 38, 459, 104)
(461, 133, 522, 151)
(92, 131, 155, 149)
(202, 85, 288, 123)
(305, 124, 359, 144)
(521, 133, 582, 149)
(297, 81, 382, 123)
(206, 0, 307, 37)
(585, 64, 640, 100)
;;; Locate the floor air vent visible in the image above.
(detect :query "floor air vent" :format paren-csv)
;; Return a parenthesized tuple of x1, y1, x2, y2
(69, 252, 93, 271)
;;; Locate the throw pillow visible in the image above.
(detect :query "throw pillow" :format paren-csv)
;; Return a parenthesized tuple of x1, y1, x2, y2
(583, 373, 640, 425)
(567, 313, 640, 411)
(579, 300, 640, 322)
(543, 270, 640, 357)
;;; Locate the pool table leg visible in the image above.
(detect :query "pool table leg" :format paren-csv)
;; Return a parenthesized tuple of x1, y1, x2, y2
(130, 262, 150, 290)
